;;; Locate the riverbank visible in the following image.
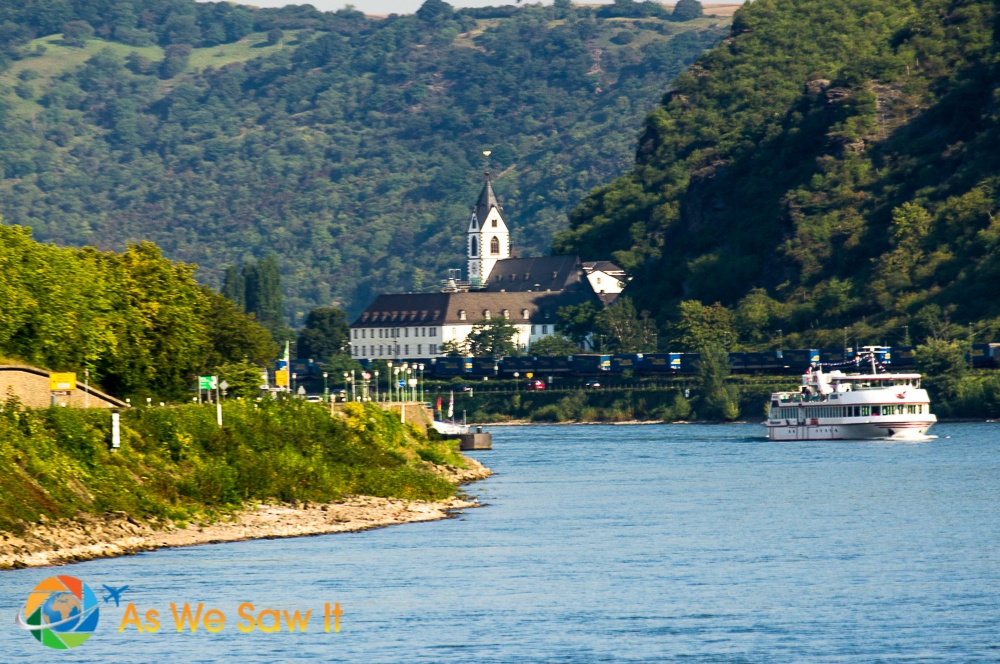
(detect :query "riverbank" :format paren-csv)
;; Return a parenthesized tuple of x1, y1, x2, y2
(0, 458, 491, 569)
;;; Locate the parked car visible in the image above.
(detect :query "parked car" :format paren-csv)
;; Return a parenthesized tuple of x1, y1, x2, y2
(585, 380, 601, 389)
(305, 395, 323, 403)
(526, 379, 546, 390)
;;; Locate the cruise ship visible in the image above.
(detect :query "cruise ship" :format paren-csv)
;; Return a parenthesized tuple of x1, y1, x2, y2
(765, 361, 937, 441)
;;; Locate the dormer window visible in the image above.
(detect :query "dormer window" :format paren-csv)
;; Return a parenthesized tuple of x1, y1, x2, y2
(484, 310, 492, 320)
(459, 310, 467, 321)
(552, 271, 559, 279)
(524, 273, 530, 280)
(502, 309, 510, 319)
(521, 309, 529, 320)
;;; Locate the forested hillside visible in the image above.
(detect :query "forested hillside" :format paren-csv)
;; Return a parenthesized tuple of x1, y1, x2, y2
(555, 0, 1000, 350)
(0, 0, 726, 321)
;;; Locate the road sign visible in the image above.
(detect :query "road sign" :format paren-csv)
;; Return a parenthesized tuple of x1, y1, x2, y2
(526, 372, 533, 379)
(219, 380, 229, 392)
(398, 380, 405, 387)
(199, 375, 217, 390)
(49, 373, 76, 391)
(275, 370, 289, 387)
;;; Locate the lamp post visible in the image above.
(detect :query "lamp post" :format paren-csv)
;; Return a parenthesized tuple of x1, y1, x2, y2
(374, 370, 380, 402)
(323, 372, 329, 403)
(343, 372, 349, 402)
(351, 369, 356, 401)
(387, 362, 393, 401)
(418, 363, 425, 403)
(393, 367, 400, 402)
(514, 371, 519, 392)
(291, 372, 297, 397)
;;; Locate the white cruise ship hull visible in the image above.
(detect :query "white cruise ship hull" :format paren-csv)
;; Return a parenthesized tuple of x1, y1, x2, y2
(765, 417, 936, 441)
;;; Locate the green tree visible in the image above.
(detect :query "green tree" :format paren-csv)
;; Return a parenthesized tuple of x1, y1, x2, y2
(440, 340, 468, 357)
(556, 302, 600, 348)
(914, 339, 967, 412)
(693, 344, 739, 421)
(202, 288, 277, 369)
(530, 334, 579, 356)
(221, 265, 245, 309)
(61, 21, 94, 47)
(466, 318, 518, 358)
(669, 301, 737, 351)
(672, 0, 703, 21)
(217, 359, 266, 399)
(297, 307, 351, 361)
(159, 44, 192, 79)
(244, 254, 288, 338)
(266, 28, 284, 45)
(594, 297, 657, 353)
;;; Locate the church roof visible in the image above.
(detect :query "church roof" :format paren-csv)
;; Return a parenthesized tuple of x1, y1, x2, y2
(480, 256, 586, 293)
(351, 290, 598, 328)
(474, 173, 505, 225)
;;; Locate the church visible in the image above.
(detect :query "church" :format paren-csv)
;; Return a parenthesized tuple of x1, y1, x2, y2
(348, 174, 626, 360)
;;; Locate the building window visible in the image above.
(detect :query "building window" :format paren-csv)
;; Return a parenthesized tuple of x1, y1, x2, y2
(430, 344, 437, 355)
(531, 325, 536, 334)
(405, 345, 409, 355)
(418, 344, 422, 355)
(459, 310, 466, 321)
(492, 218, 497, 228)
(379, 329, 383, 339)
(353, 329, 358, 339)
(405, 328, 409, 338)
(542, 325, 548, 334)
(490, 236, 500, 255)
(470, 240, 478, 257)
(596, 277, 602, 285)
(431, 328, 437, 337)
(379, 345, 383, 356)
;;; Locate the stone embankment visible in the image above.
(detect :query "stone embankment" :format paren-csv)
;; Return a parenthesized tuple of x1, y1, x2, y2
(0, 458, 491, 570)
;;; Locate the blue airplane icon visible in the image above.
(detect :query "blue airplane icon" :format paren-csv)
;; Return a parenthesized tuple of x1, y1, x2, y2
(102, 585, 129, 607)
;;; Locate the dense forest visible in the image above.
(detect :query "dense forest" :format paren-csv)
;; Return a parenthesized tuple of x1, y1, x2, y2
(0, 222, 275, 400)
(555, 0, 1000, 351)
(0, 0, 726, 322)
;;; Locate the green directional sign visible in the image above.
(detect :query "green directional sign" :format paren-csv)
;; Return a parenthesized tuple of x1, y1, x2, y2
(199, 375, 217, 390)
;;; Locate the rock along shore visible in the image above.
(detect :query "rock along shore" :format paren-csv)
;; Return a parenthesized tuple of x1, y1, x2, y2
(0, 458, 492, 570)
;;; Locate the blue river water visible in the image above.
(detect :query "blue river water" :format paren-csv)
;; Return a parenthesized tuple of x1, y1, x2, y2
(2, 423, 999, 662)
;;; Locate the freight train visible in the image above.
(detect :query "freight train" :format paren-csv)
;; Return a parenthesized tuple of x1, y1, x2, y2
(288, 344, 1000, 380)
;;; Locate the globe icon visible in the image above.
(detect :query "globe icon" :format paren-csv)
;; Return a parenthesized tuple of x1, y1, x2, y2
(41, 591, 82, 632)
(16, 575, 100, 649)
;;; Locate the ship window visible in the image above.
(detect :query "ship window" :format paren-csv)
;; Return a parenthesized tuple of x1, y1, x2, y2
(872, 406, 880, 416)
(861, 406, 870, 416)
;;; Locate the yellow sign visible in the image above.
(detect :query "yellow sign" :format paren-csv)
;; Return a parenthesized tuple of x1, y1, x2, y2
(275, 370, 289, 387)
(526, 373, 534, 379)
(49, 372, 76, 391)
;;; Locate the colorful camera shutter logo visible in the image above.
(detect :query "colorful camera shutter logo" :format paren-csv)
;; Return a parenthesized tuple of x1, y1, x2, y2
(16, 575, 100, 649)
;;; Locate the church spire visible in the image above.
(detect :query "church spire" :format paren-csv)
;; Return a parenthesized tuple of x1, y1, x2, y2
(474, 172, 504, 227)
(467, 171, 510, 288)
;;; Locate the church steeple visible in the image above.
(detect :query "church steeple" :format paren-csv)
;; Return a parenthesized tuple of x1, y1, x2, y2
(467, 172, 510, 288)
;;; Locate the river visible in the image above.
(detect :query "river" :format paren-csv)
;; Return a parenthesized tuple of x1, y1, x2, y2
(2, 423, 999, 662)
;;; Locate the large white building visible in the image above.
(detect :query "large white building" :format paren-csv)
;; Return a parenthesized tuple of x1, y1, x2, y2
(349, 174, 625, 361)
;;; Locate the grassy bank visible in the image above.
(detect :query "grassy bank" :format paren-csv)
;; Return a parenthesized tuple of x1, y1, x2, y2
(0, 398, 467, 534)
